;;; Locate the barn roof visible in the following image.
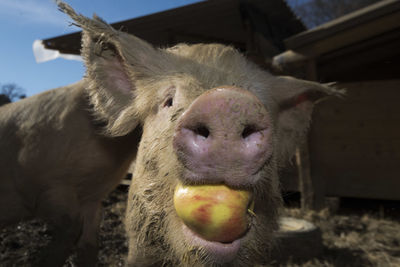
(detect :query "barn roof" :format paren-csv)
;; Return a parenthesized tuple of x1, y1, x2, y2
(284, 0, 400, 55)
(273, 0, 400, 81)
(40, 0, 304, 56)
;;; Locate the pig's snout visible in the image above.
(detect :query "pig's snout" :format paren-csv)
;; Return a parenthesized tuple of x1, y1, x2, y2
(173, 87, 272, 186)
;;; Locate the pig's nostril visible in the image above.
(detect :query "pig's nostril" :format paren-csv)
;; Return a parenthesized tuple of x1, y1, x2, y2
(193, 125, 210, 138)
(163, 97, 173, 108)
(242, 125, 258, 139)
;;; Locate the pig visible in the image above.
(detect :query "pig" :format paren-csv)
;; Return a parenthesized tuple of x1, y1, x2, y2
(0, 2, 342, 267)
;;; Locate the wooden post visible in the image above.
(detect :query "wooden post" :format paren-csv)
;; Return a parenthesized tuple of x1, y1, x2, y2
(296, 140, 326, 211)
(296, 143, 313, 210)
(296, 59, 326, 210)
(272, 52, 326, 210)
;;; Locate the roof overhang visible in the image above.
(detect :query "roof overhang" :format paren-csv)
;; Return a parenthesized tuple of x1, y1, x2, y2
(273, 0, 400, 81)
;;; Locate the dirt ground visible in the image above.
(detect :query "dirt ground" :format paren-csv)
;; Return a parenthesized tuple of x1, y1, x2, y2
(1, 186, 399, 267)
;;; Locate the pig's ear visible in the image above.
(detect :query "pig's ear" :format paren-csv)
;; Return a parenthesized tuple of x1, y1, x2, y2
(58, 1, 166, 136)
(270, 76, 344, 165)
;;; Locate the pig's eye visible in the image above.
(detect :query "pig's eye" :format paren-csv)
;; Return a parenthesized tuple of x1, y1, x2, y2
(163, 97, 174, 108)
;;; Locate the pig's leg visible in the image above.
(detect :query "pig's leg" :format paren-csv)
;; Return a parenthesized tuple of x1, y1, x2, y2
(75, 201, 102, 266)
(34, 186, 82, 267)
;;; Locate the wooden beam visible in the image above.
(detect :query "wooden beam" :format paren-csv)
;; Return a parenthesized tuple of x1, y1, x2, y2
(296, 59, 327, 210)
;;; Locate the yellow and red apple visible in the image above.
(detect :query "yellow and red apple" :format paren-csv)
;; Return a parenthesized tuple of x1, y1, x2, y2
(174, 182, 253, 243)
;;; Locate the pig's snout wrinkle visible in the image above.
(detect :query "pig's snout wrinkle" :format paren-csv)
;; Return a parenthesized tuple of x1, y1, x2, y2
(173, 87, 272, 186)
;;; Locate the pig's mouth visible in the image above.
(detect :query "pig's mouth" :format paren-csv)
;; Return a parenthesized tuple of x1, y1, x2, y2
(173, 182, 255, 262)
(178, 205, 255, 263)
(180, 220, 250, 263)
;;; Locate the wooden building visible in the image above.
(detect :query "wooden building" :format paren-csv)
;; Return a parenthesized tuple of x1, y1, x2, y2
(274, 0, 400, 208)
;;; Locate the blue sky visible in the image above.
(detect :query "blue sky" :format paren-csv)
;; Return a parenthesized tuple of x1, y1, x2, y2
(0, 0, 203, 97)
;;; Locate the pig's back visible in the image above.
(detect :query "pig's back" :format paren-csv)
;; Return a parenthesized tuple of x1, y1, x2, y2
(0, 81, 110, 208)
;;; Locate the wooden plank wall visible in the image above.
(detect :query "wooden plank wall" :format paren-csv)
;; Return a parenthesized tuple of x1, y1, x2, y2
(309, 80, 400, 200)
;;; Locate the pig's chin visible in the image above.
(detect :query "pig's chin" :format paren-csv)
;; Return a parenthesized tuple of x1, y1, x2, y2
(180, 223, 246, 264)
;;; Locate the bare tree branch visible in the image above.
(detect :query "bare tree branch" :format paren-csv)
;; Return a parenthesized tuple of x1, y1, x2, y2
(0, 83, 26, 102)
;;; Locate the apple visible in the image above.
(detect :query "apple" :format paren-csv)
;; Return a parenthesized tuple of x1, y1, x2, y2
(174, 182, 253, 243)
